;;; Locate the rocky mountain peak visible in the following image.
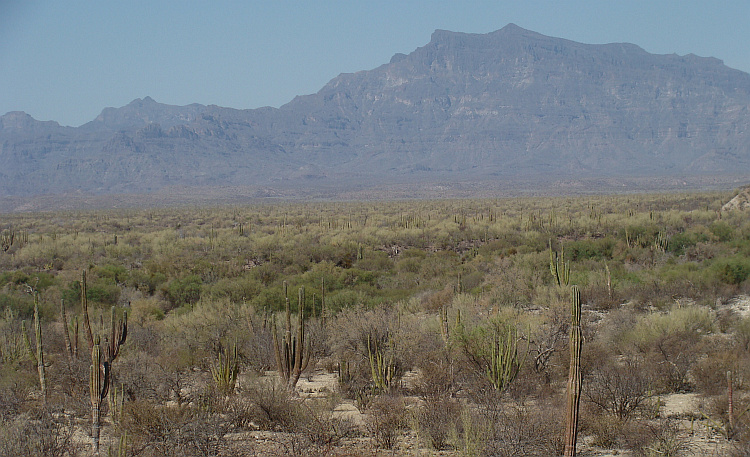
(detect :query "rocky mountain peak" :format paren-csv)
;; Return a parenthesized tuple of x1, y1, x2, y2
(2, 25, 750, 198)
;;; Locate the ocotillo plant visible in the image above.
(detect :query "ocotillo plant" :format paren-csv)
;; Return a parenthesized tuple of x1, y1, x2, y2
(21, 292, 48, 405)
(485, 324, 527, 392)
(272, 283, 310, 389)
(564, 286, 583, 457)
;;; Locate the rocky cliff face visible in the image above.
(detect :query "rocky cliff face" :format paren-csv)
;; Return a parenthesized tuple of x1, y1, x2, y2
(2, 24, 750, 197)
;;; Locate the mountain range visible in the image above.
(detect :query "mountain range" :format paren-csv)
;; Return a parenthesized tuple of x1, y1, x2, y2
(2, 24, 750, 202)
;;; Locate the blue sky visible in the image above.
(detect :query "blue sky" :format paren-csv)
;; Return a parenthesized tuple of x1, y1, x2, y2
(1, 1, 748, 127)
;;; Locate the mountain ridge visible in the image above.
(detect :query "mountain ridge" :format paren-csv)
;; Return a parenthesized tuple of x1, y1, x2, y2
(2, 24, 750, 198)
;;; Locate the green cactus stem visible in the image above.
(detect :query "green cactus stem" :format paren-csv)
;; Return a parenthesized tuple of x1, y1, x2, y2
(272, 283, 311, 389)
(440, 305, 461, 344)
(81, 270, 128, 456)
(485, 324, 527, 392)
(82, 270, 94, 349)
(107, 431, 128, 457)
(550, 241, 571, 286)
(211, 343, 240, 395)
(22, 292, 48, 405)
(90, 337, 110, 456)
(60, 299, 74, 362)
(368, 334, 396, 392)
(564, 286, 583, 457)
(108, 383, 125, 428)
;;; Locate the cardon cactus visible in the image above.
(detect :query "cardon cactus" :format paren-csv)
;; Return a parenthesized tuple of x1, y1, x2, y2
(81, 270, 128, 456)
(564, 286, 583, 457)
(550, 241, 571, 286)
(90, 337, 109, 456)
(22, 292, 48, 405)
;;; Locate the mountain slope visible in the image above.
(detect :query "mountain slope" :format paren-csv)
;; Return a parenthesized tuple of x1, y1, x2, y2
(2, 24, 750, 197)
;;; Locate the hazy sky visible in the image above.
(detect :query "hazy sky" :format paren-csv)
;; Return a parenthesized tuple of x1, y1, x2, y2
(2, 1, 748, 127)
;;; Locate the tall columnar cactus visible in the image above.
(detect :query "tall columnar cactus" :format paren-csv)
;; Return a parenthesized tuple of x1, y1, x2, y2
(272, 283, 310, 389)
(22, 292, 48, 405)
(81, 270, 128, 456)
(321, 278, 327, 327)
(439, 305, 461, 344)
(82, 270, 94, 349)
(485, 324, 527, 392)
(728, 370, 735, 433)
(60, 299, 74, 362)
(91, 337, 109, 456)
(550, 242, 571, 286)
(564, 286, 583, 457)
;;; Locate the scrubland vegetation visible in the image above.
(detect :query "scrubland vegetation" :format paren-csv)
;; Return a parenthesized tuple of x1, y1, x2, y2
(2, 191, 750, 456)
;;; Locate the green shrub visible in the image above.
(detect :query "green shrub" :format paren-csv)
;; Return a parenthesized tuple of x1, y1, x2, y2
(566, 237, 615, 260)
(666, 232, 696, 255)
(710, 221, 734, 242)
(714, 256, 750, 286)
(165, 275, 202, 308)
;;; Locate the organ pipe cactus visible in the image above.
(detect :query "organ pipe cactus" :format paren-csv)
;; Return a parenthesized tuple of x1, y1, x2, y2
(564, 286, 583, 457)
(368, 334, 396, 392)
(211, 343, 240, 395)
(485, 324, 527, 392)
(272, 283, 310, 389)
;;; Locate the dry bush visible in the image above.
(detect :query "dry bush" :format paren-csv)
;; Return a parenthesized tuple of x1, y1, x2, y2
(0, 365, 35, 419)
(121, 400, 229, 457)
(420, 285, 455, 313)
(241, 377, 300, 431)
(624, 304, 715, 393)
(585, 359, 653, 420)
(692, 336, 750, 396)
(632, 418, 694, 456)
(413, 395, 463, 450)
(44, 356, 90, 415)
(413, 346, 460, 400)
(293, 399, 357, 448)
(583, 411, 650, 450)
(0, 409, 81, 457)
(481, 401, 564, 457)
(365, 393, 407, 449)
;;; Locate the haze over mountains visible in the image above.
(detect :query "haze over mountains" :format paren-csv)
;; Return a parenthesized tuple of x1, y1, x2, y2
(2, 24, 749, 202)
